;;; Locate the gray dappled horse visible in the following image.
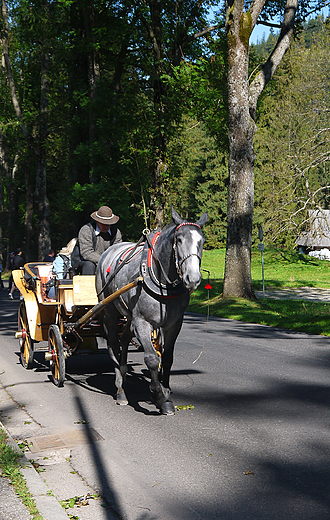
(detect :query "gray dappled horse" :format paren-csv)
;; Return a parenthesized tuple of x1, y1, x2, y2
(96, 206, 207, 415)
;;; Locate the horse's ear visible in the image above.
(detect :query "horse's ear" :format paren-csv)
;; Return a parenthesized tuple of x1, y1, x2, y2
(197, 212, 208, 228)
(171, 205, 184, 226)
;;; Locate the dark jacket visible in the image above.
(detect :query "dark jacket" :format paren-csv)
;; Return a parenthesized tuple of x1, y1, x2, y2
(13, 254, 24, 270)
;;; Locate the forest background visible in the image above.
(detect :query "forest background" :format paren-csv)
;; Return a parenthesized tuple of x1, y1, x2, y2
(0, 1, 329, 269)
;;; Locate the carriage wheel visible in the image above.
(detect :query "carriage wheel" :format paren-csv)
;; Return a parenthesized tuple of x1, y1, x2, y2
(18, 301, 34, 369)
(48, 324, 65, 387)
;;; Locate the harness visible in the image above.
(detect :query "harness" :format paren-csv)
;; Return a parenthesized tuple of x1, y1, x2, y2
(141, 232, 187, 297)
(102, 222, 203, 299)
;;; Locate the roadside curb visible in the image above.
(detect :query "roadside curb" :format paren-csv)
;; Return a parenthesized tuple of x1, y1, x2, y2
(0, 421, 68, 520)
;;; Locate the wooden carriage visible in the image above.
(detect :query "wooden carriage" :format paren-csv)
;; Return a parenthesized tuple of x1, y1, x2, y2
(13, 263, 141, 386)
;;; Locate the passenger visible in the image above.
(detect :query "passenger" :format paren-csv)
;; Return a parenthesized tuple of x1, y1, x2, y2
(71, 206, 122, 275)
(47, 239, 77, 300)
(52, 239, 77, 279)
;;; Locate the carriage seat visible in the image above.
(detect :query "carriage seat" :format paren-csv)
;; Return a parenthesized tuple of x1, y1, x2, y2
(37, 264, 53, 283)
(37, 264, 55, 301)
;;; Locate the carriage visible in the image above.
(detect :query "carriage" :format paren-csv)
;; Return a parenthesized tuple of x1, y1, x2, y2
(13, 207, 207, 414)
(13, 262, 141, 387)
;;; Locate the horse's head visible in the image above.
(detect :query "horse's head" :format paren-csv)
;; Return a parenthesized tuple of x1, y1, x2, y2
(171, 206, 208, 292)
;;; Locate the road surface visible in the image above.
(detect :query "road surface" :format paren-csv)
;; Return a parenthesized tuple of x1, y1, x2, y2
(1, 288, 330, 519)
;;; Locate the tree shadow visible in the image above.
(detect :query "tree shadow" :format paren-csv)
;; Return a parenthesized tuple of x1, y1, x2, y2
(72, 390, 158, 519)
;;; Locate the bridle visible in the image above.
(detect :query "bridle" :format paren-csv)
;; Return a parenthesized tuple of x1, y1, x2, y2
(173, 222, 203, 276)
(146, 222, 202, 286)
(173, 222, 203, 279)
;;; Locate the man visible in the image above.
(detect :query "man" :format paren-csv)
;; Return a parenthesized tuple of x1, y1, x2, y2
(73, 205, 122, 275)
(43, 250, 55, 262)
(9, 248, 24, 299)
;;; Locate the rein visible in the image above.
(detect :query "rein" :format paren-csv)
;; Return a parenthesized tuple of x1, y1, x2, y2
(145, 232, 181, 287)
(97, 232, 147, 297)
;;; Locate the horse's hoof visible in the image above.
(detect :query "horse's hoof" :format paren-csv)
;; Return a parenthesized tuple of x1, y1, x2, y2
(160, 401, 175, 415)
(116, 391, 128, 406)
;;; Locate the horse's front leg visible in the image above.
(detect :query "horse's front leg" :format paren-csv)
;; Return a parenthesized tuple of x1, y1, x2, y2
(160, 317, 184, 390)
(102, 304, 128, 406)
(133, 318, 175, 415)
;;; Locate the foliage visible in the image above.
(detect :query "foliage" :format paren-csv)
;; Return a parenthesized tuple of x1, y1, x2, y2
(0, 429, 42, 519)
(168, 118, 228, 247)
(0, 0, 329, 264)
(253, 20, 330, 248)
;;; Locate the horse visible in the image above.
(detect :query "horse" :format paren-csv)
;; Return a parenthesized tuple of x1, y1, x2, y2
(95, 206, 207, 415)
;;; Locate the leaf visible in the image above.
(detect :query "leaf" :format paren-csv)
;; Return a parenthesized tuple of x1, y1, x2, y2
(175, 404, 194, 411)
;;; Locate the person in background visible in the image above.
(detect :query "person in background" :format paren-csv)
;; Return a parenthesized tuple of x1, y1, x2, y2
(9, 248, 24, 299)
(7, 252, 15, 293)
(0, 260, 4, 290)
(43, 249, 55, 262)
(72, 205, 122, 275)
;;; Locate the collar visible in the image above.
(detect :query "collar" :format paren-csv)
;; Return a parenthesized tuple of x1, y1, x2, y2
(95, 224, 110, 235)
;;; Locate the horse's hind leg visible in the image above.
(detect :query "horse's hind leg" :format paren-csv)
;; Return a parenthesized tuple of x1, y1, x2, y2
(133, 318, 175, 415)
(102, 304, 129, 405)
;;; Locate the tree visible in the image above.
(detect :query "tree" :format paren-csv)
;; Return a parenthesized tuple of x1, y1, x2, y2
(1, 0, 54, 259)
(254, 21, 330, 247)
(222, 0, 326, 298)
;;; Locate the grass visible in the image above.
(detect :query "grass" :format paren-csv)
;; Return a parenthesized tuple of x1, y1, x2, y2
(188, 246, 330, 336)
(0, 428, 43, 520)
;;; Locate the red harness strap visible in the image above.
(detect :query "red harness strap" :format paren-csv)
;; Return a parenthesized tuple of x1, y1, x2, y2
(147, 232, 161, 268)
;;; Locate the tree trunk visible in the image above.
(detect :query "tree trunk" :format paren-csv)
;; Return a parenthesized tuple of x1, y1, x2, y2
(0, 131, 15, 260)
(24, 165, 34, 261)
(84, 0, 100, 184)
(35, 49, 51, 260)
(223, 7, 255, 298)
(0, 133, 6, 265)
(222, 0, 298, 298)
(139, 0, 168, 229)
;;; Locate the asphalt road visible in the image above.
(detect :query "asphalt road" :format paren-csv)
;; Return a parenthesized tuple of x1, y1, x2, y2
(1, 286, 330, 519)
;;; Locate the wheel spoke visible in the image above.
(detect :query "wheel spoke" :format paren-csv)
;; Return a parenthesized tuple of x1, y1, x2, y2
(24, 343, 30, 364)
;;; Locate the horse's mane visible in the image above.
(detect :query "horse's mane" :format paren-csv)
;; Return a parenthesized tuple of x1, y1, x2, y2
(157, 220, 176, 246)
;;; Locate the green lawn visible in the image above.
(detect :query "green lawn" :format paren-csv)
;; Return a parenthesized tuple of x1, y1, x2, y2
(188, 247, 330, 336)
